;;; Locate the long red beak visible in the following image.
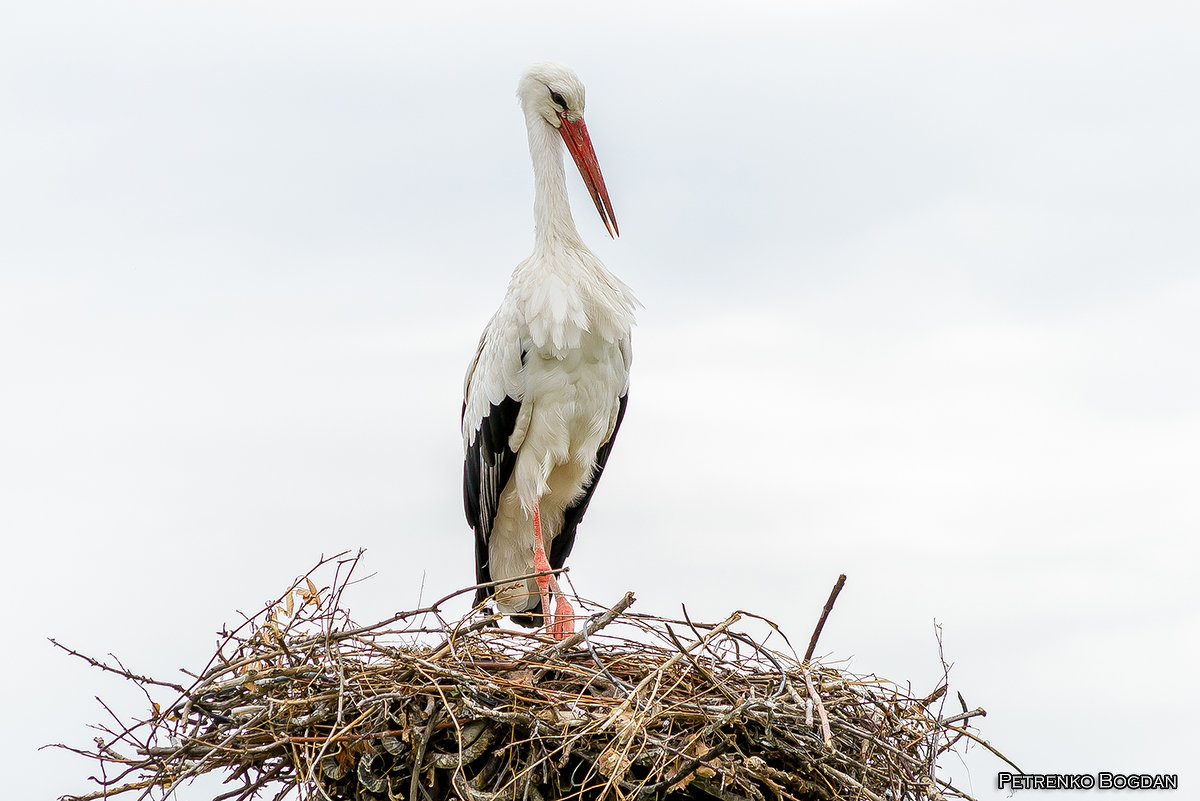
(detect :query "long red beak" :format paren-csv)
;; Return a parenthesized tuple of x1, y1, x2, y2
(557, 115, 619, 238)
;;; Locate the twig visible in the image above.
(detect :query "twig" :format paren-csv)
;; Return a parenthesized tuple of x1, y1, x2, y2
(49, 641, 187, 694)
(802, 667, 833, 749)
(939, 707, 986, 727)
(804, 574, 846, 664)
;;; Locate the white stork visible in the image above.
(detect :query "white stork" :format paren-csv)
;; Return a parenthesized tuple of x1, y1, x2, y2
(462, 62, 637, 640)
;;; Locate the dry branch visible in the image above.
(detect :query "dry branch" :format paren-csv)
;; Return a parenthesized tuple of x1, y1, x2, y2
(51, 551, 1006, 801)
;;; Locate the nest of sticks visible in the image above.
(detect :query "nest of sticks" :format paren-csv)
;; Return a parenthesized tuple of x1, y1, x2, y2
(53, 552, 1008, 801)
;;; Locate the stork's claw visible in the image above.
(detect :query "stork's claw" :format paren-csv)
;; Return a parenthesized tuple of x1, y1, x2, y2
(550, 582, 575, 640)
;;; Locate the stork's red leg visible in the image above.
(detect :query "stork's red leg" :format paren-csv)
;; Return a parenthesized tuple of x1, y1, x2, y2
(530, 503, 556, 635)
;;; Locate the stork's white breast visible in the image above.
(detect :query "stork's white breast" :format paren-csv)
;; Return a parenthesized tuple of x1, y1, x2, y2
(510, 330, 628, 509)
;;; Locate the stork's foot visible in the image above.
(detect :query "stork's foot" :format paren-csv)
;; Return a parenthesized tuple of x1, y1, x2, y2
(551, 590, 575, 640)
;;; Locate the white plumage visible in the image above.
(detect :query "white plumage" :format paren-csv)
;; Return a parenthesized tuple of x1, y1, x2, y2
(461, 62, 637, 639)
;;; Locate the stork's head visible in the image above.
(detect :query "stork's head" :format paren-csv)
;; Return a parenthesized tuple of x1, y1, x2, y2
(519, 62, 588, 127)
(518, 62, 618, 238)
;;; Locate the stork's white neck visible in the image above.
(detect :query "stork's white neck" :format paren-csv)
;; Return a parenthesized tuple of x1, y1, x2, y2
(525, 112, 584, 250)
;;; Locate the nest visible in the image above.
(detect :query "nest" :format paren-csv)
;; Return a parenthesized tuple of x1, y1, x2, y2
(53, 552, 1008, 801)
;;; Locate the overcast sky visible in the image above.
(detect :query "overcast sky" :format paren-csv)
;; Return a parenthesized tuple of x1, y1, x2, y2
(3, 1, 1198, 797)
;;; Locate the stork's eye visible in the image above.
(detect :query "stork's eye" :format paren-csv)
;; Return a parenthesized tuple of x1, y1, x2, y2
(549, 89, 567, 110)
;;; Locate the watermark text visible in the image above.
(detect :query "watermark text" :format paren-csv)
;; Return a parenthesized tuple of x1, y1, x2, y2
(997, 772, 1178, 791)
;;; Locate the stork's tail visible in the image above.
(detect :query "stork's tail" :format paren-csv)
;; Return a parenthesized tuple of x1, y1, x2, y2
(476, 579, 544, 627)
(508, 601, 545, 629)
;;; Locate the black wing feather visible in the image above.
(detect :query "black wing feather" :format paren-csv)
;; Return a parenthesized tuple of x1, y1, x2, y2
(463, 395, 521, 606)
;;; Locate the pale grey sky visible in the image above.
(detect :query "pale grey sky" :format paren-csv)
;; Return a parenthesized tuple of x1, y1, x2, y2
(3, 1, 1198, 797)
